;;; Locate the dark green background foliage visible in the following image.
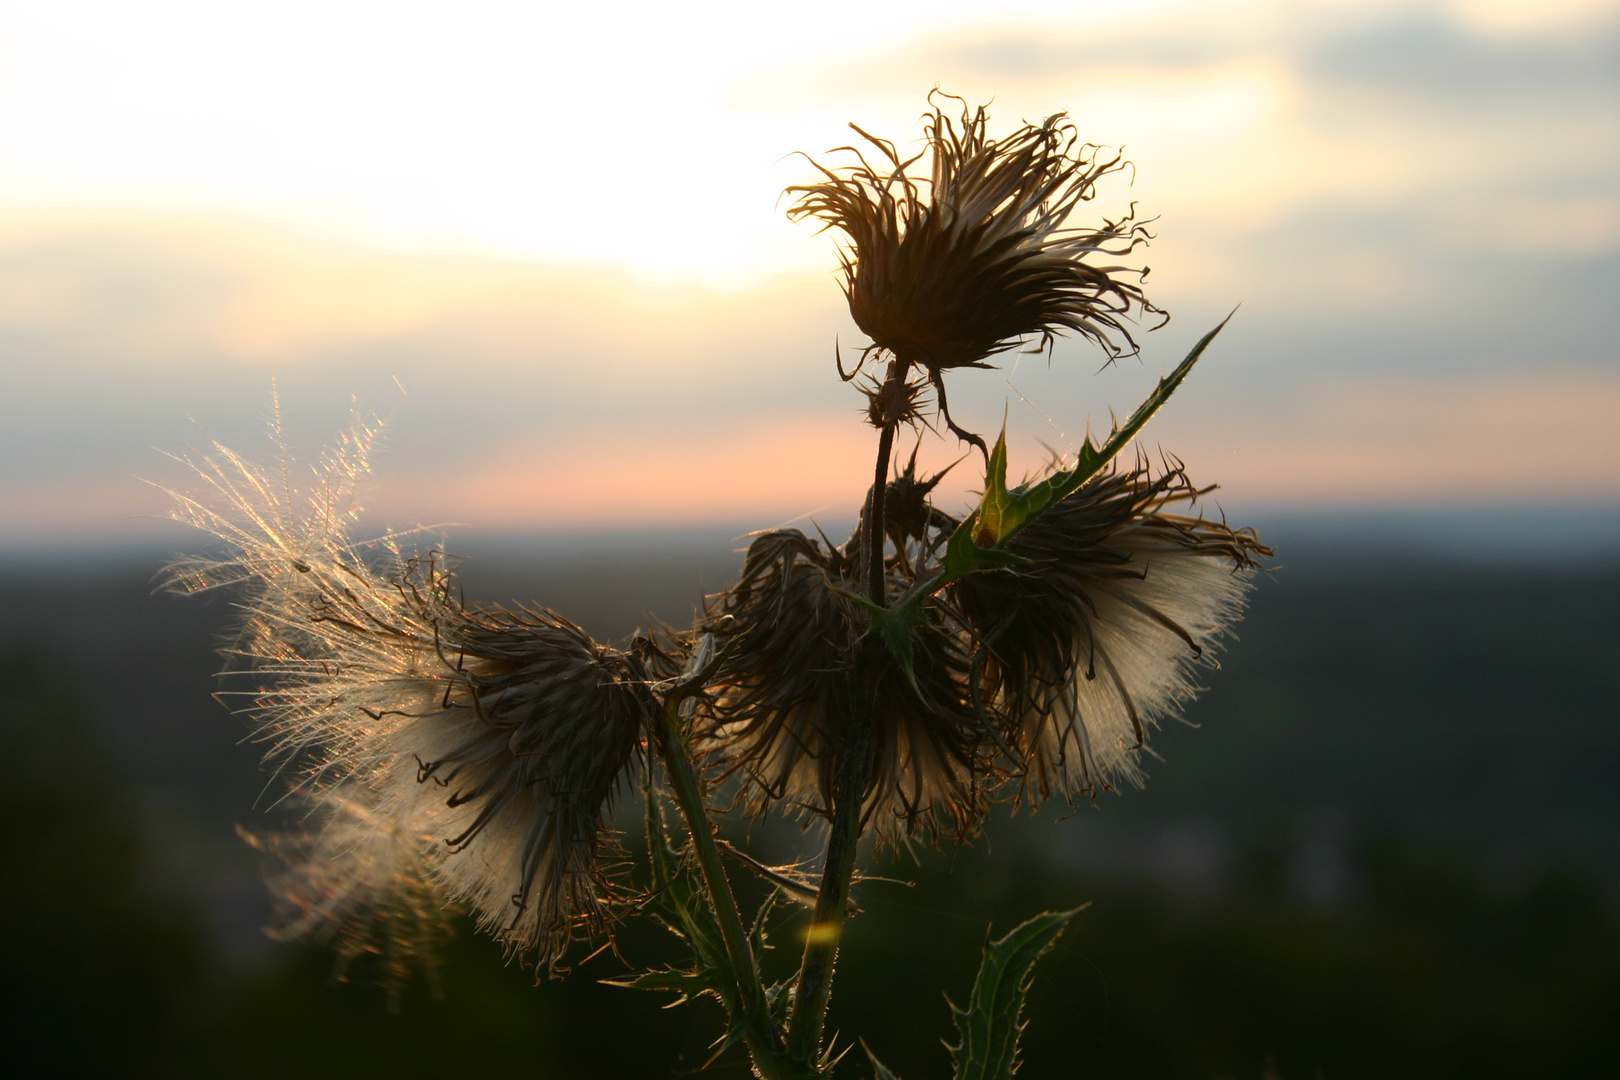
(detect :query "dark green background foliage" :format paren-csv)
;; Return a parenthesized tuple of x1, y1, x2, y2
(1, 536, 1616, 1078)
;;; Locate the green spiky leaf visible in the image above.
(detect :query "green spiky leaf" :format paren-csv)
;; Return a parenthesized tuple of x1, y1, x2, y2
(860, 314, 1234, 675)
(766, 979, 794, 1034)
(972, 427, 1025, 545)
(852, 589, 932, 677)
(948, 908, 1082, 1080)
(864, 1041, 904, 1080)
(939, 505, 1031, 581)
(637, 779, 732, 999)
(942, 312, 1234, 590)
(602, 964, 722, 1002)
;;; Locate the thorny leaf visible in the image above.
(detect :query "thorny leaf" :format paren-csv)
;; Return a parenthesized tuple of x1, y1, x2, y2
(865, 1041, 905, 1080)
(631, 776, 788, 1064)
(603, 965, 721, 999)
(862, 314, 1233, 674)
(634, 779, 734, 1007)
(964, 310, 1236, 556)
(766, 979, 795, 1038)
(750, 889, 778, 958)
(851, 589, 933, 682)
(968, 427, 1026, 547)
(961, 312, 1233, 558)
(942, 504, 1030, 579)
(948, 908, 1082, 1080)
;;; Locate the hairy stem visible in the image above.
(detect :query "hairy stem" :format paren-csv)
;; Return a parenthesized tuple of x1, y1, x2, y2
(784, 679, 876, 1064)
(864, 412, 899, 603)
(786, 356, 908, 1064)
(657, 693, 801, 1076)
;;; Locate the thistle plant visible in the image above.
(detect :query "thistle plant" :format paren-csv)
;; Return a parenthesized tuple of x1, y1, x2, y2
(165, 93, 1268, 1079)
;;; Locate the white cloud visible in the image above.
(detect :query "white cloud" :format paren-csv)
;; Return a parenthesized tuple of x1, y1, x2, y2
(1, 1, 1616, 543)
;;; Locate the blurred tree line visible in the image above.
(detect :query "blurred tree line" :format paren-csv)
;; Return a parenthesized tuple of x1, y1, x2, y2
(2, 642, 1617, 1079)
(2, 552, 1617, 1077)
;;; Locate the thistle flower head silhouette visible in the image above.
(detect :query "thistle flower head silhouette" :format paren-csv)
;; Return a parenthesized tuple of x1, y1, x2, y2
(787, 92, 1164, 447)
(696, 531, 984, 841)
(869, 445, 960, 575)
(702, 528, 990, 843)
(704, 456, 1265, 838)
(952, 458, 1269, 803)
(164, 410, 656, 966)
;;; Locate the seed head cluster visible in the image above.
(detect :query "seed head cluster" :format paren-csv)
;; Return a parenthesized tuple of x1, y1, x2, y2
(164, 96, 1267, 984)
(700, 527, 989, 841)
(701, 455, 1264, 842)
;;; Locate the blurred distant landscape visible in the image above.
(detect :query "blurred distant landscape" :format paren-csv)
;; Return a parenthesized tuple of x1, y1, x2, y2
(2, 514, 1616, 1078)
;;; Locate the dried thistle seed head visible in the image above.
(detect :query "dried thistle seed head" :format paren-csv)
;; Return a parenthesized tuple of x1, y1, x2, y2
(951, 460, 1269, 805)
(856, 613, 996, 842)
(698, 528, 859, 807)
(162, 418, 658, 968)
(787, 92, 1164, 385)
(243, 789, 457, 1006)
(398, 572, 654, 961)
(702, 529, 994, 843)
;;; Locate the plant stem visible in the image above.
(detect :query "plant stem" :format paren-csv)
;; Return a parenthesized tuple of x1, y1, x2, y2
(656, 692, 800, 1075)
(785, 356, 908, 1064)
(863, 408, 899, 603)
(783, 681, 875, 1064)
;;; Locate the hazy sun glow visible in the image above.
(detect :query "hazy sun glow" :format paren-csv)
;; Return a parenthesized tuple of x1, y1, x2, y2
(1, 0, 1616, 543)
(1, 0, 1197, 280)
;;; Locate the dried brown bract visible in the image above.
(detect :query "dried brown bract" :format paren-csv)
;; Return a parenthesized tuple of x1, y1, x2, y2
(399, 565, 654, 959)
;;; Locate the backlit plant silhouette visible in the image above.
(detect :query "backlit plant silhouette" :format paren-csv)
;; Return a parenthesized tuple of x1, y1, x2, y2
(166, 93, 1268, 1080)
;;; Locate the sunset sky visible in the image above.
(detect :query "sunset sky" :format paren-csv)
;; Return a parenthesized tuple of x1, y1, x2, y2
(1, 0, 1616, 548)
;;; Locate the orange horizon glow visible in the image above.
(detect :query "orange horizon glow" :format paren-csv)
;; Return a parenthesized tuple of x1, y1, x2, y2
(2, 0, 1616, 543)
